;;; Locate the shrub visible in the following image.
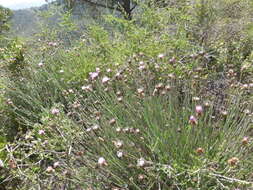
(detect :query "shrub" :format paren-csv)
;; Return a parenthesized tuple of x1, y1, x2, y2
(3, 54, 253, 189)
(1, 1, 253, 189)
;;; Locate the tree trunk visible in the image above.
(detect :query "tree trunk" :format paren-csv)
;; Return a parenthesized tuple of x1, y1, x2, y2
(120, 0, 132, 20)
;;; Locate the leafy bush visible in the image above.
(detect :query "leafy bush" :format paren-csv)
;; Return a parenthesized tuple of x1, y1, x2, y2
(0, 6, 12, 35)
(0, 39, 25, 74)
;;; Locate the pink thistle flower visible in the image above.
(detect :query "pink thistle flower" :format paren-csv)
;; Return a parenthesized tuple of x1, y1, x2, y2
(89, 72, 99, 80)
(117, 96, 123, 102)
(0, 159, 4, 168)
(158, 53, 165, 59)
(86, 127, 92, 132)
(123, 127, 129, 133)
(38, 130, 45, 135)
(138, 174, 145, 181)
(92, 124, 100, 131)
(6, 99, 13, 105)
(137, 88, 144, 94)
(116, 91, 122, 97)
(53, 162, 60, 168)
(193, 97, 200, 101)
(81, 85, 92, 92)
(155, 83, 164, 89)
(137, 157, 146, 167)
(154, 64, 160, 69)
(115, 72, 122, 80)
(169, 57, 176, 64)
(134, 128, 140, 134)
(98, 157, 107, 166)
(51, 108, 60, 115)
(38, 62, 44, 67)
(242, 137, 249, 145)
(46, 166, 55, 173)
(116, 151, 124, 158)
(221, 110, 228, 116)
(116, 127, 122, 132)
(102, 76, 110, 84)
(95, 67, 101, 73)
(189, 115, 197, 125)
(113, 140, 123, 149)
(139, 65, 146, 71)
(204, 101, 210, 107)
(195, 105, 203, 115)
(139, 61, 145, 65)
(109, 118, 116, 125)
(165, 85, 171, 91)
(48, 42, 58, 47)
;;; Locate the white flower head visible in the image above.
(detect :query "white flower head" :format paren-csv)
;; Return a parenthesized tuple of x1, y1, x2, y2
(195, 105, 203, 115)
(92, 124, 100, 130)
(51, 108, 60, 115)
(113, 140, 123, 149)
(89, 72, 99, 80)
(116, 151, 124, 158)
(86, 127, 92, 132)
(53, 162, 60, 168)
(137, 157, 146, 167)
(0, 159, 4, 168)
(189, 115, 197, 125)
(38, 62, 44, 67)
(158, 53, 164, 59)
(98, 157, 107, 166)
(102, 76, 110, 84)
(38, 130, 45, 135)
(81, 85, 92, 92)
(46, 166, 55, 173)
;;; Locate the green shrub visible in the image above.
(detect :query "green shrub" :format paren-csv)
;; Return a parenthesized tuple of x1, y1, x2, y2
(0, 39, 25, 74)
(0, 6, 12, 35)
(4, 54, 253, 189)
(1, 1, 253, 189)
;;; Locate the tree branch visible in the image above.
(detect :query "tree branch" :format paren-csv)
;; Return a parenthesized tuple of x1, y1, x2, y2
(79, 0, 122, 12)
(130, 2, 137, 11)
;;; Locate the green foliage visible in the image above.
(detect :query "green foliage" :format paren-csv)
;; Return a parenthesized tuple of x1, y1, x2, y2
(1, 0, 253, 189)
(0, 39, 25, 74)
(4, 55, 253, 189)
(71, 7, 195, 79)
(0, 6, 12, 35)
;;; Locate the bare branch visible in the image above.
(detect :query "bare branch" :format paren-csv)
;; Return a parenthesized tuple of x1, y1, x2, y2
(79, 0, 122, 12)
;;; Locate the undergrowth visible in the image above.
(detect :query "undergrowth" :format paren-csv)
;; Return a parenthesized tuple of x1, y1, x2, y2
(0, 0, 253, 189)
